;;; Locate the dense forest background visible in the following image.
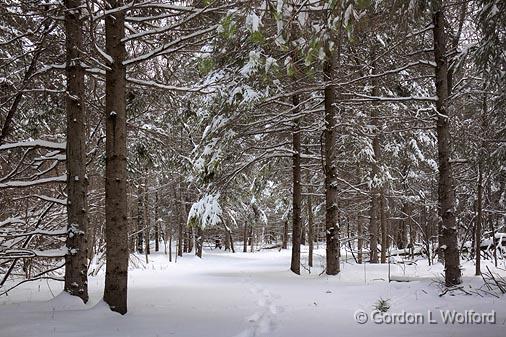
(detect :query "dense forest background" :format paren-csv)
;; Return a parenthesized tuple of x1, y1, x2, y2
(0, 0, 504, 314)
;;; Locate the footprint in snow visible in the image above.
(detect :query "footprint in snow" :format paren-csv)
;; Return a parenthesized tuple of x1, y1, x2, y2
(232, 280, 279, 337)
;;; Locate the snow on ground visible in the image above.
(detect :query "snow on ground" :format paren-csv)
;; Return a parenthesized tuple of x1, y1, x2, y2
(0, 247, 505, 337)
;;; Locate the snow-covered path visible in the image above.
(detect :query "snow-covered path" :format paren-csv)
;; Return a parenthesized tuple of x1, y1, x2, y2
(0, 249, 505, 337)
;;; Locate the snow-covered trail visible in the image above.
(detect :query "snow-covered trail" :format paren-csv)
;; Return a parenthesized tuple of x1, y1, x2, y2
(0, 249, 505, 337)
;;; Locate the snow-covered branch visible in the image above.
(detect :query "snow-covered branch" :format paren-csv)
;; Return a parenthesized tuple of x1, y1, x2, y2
(0, 175, 67, 189)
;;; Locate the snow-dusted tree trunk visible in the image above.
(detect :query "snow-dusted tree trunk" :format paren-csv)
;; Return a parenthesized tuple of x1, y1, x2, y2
(196, 227, 203, 258)
(475, 164, 483, 276)
(186, 195, 193, 253)
(282, 217, 288, 250)
(177, 182, 183, 257)
(380, 192, 387, 263)
(290, 90, 302, 275)
(154, 191, 159, 252)
(103, 0, 129, 314)
(224, 222, 234, 252)
(137, 183, 144, 253)
(357, 213, 363, 264)
(432, 0, 461, 286)
(64, 0, 88, 303)
(307, 189, 314, 268)
(368, 48, 381, 264)
(144, 175, 150, 259)
(243, 221, 248, 252)
(323, 35, 340, 276)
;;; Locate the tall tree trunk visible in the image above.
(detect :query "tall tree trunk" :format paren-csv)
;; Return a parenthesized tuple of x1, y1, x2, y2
(386, 197, 392, 252)
(397, 203, 409, 249)
(243, 221, 248, 253)
(432, 1, 461, 286)
(229, 233, 235, 253)
(224, 223, 231, 251)
(248, 223, 253, 246)
(282, 217, 288, 249)
(226, 225, 235, 253)
(64, 0, 88, 303)
(154, 191, 159, 252)
(422, 203, 431, 265)
(475, 164, 483, 275)
(184, 228, 189, 253)
(88, 216, 97, 260)
(136, 183, 143, 253)
(369, 198, 378, 263)
(196, 227, 203, 258)
(408, 205, 415, 259)
(357, 213, 363, 264)
(129, 205, 136, 253)
(250, 225, 254, 252)
(185, 195, 193, 253)
(323, 36, 340, 275)
(291, 91, 302, 275)
(188, 227, 194, 252)
(168, 231, 172, 262)
(368, 49, 380, 264)
(144, 175, 150, 258)
(223, 222, 235, 253)
(380, 192, 387, 263)
(475, 89, 488, 275)
(177, 184, 183, 257)
(307, 188, 314, 268)
(104, 0, 128, 314)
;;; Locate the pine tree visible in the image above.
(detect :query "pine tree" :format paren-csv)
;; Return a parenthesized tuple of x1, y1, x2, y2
(63, 0, 89, 303)
(103, 0, 129, 314)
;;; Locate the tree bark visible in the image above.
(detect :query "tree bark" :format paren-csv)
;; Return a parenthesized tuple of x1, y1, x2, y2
(282, 217, 288, 249)
(229, 234, 235, 253)
(104, 0, 129, 314)
(129, 205, 136, 253)
(357, 214, 363, 264)
(154, 191, 159, 252)
(432, 1, 461, 286)
(408, 205, 415, 259)
(397, 203, 409, 249)
(307, 188, 314, 268)
(380, 192, 387, 263)
(422, 203, 431, 265)
(177, 184, 183, 257)
(290, 91, 302, 275)
(224, 225, 230, 251)
(136, 183, 143, 254)
(250, 225, 254, 253)
(144, 175, 150, 259)
(323, 37, 340, 275)
(185, 195, 193, 253)
(368, 48, 381, 264)
(369, 197, 378, 263)
(184, 228, 189, 253)
(243, 221, 248, 253)
(196, 227, 203, 258)
(189, 228, 194, 252)
(475, 163, 483, 275)
(168, 231, 172, 262)
(64, 0, 88, 303)
(475, 88, 488, 275)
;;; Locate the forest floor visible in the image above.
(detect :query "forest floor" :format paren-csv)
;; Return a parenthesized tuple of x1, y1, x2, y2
(0, 247, 505, 337)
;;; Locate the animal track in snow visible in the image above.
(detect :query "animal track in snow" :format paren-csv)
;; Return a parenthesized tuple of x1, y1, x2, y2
(233, 277, 280, 337)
